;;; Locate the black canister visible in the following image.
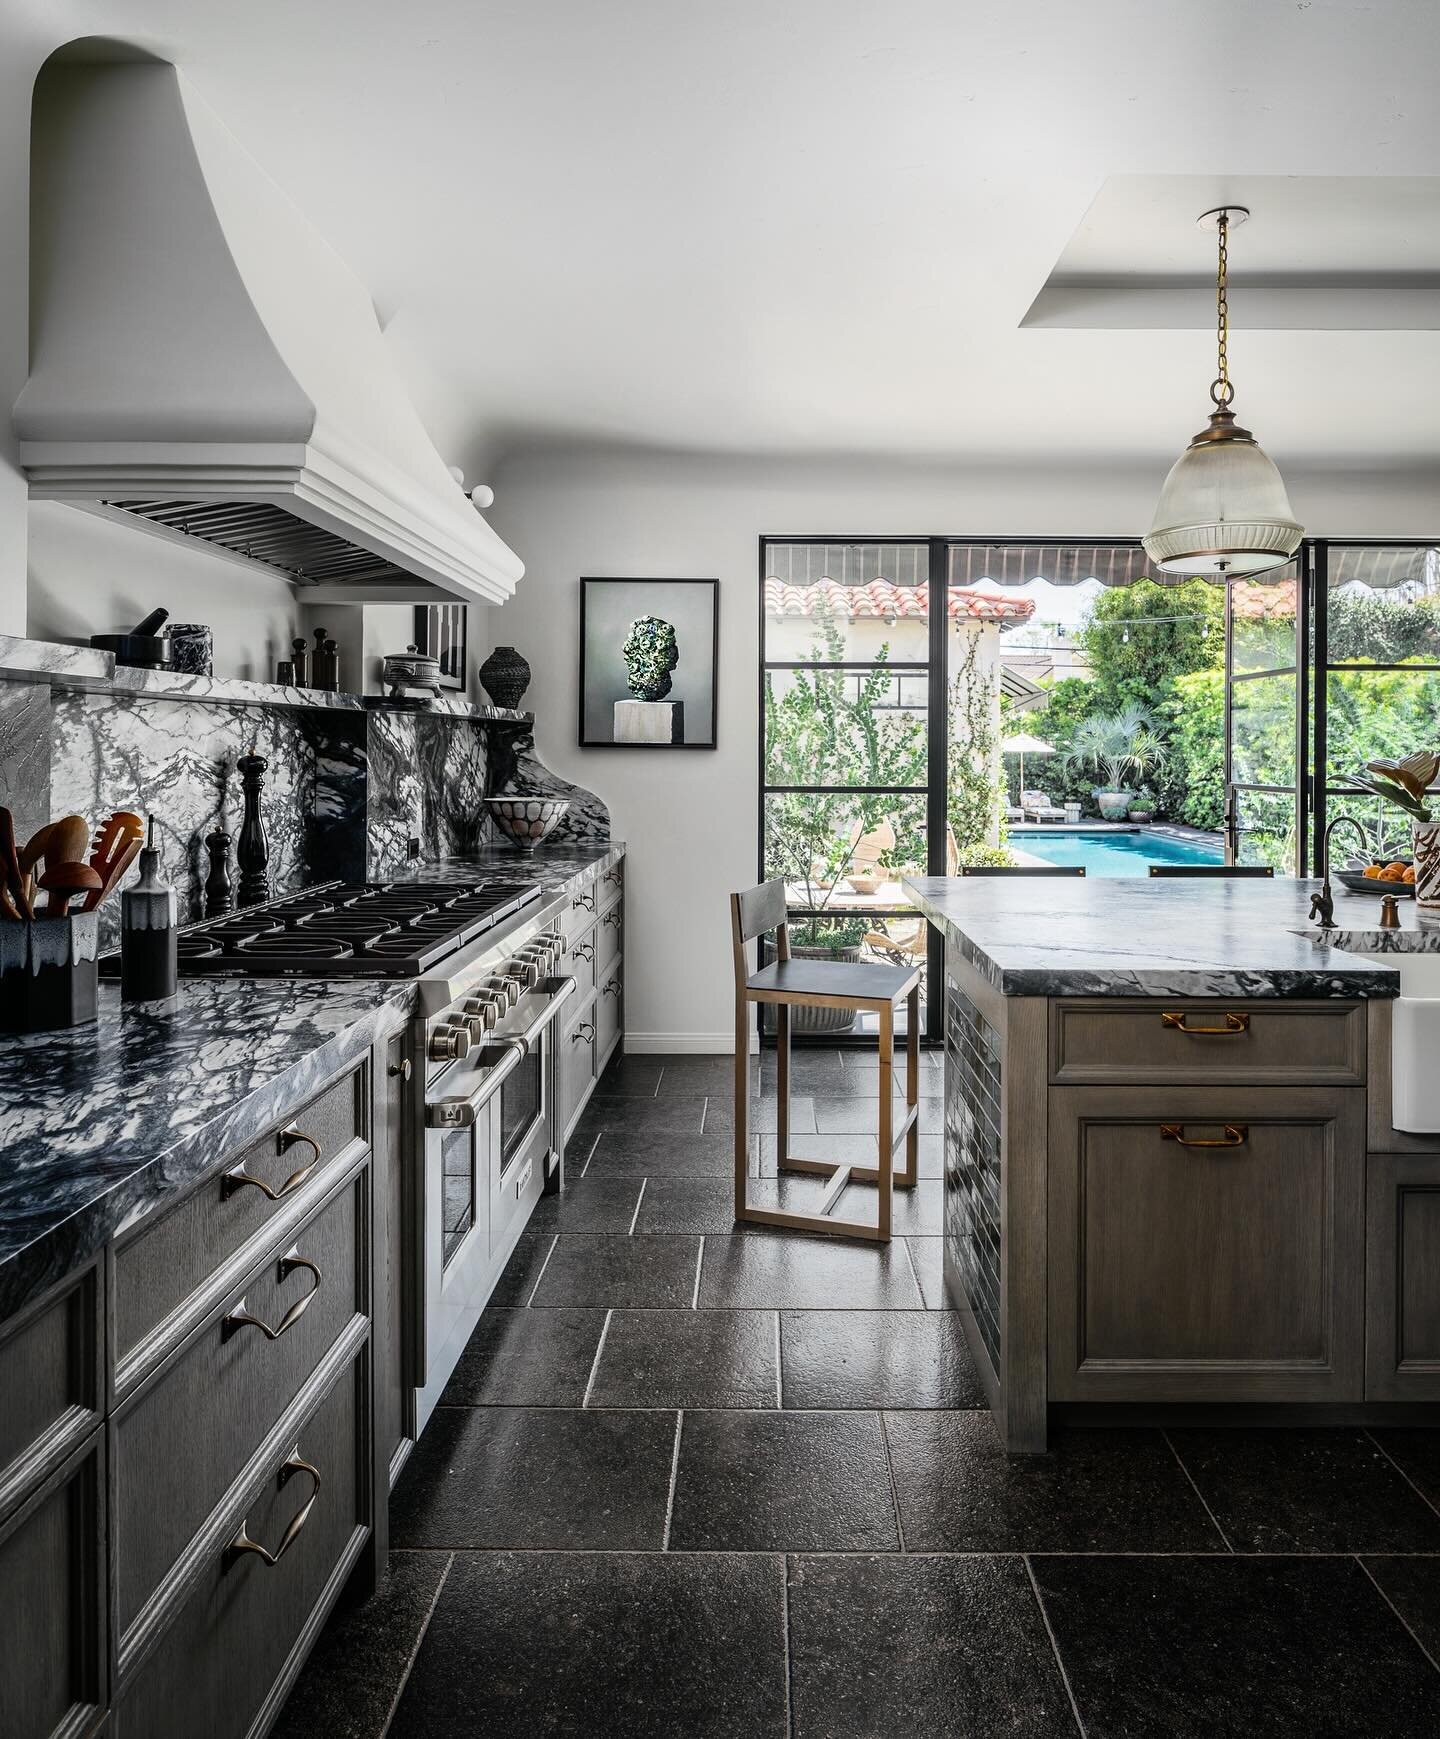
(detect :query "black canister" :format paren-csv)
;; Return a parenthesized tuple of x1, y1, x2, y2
(120, 818, 178, 1002)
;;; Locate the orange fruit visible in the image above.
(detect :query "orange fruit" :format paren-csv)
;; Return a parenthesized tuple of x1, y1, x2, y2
(1363, 864, 1383, 878)
(1403, 865, 1417, 883)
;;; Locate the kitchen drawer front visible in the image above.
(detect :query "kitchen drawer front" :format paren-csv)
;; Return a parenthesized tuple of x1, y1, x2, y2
(1049, 999, 1366, 1087)
(1048, 1085, 1366, 1402)
(595, 900, 623, 973)
(0, 1429, 106, 1739)
(560, 1009, 598, 1145)
(1367, 1151, 1440, 1400)
(114, 1063, 366, 1371)
(0, 1259, 102, 1519)
(491, 1136, 547, 1257)
(113, 1351, 365, 1739)
(562, 923, 598, 999)
(113, 1168, 366, 1642)
(596, 964, 622, 1062)
(561, 878, 600, 942)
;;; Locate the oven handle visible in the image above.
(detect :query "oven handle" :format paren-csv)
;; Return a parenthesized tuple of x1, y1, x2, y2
(425, 1043, 525, 1129)
(493, 975, 578, 1056)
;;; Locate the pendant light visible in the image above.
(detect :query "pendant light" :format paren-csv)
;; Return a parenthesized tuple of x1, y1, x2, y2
(1143, 207, 1302, 578)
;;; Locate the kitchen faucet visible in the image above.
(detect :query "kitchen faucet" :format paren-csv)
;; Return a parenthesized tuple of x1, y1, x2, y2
(1309, 814, 1371, 930)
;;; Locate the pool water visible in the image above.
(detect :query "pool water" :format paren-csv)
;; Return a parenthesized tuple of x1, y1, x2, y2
(1010, 826, 1224, 877)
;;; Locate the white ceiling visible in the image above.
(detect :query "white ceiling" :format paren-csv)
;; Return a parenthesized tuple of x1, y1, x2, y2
(13, 0, 1440, 470)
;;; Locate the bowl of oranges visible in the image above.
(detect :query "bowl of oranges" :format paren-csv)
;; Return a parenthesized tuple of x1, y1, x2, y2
(1336, 858, 1416, 897)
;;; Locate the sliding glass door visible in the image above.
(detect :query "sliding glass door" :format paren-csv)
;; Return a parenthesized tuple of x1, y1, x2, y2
(1224, 561, 1308, 874)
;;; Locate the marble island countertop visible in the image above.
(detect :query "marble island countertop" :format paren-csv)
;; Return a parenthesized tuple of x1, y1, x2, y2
(904, 873, 1440, 1000)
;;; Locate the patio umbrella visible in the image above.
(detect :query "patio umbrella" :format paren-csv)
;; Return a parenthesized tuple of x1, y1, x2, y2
(1001, 732, 1056, 797)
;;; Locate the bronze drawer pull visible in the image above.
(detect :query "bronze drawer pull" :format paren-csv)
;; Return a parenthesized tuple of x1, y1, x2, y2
(221, 1125, 322, 1201)
(572, 890, 596, 912)
(1160, 1122, 1249, 1149)
(602, 979, 622, 997)
(225, 1450, 321, 1568)
(604, 866, 622, 886)
(573, 941, 594, 962)
(602, 909, 621, 929)
(572, 1021, 596, 1044)
(223, 1247, 322, 1340)
(1160, 1011, 1250, 1036)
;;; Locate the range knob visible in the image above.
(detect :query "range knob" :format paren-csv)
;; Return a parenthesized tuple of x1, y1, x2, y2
(485, 974, 520, 1009)
(428, 1021, 472, 1063)
(512, 958, 541, 991)
(463, 993, 505, 1033)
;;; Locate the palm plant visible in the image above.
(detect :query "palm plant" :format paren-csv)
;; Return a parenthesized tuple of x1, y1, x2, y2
(1063, 704, 1168, 798)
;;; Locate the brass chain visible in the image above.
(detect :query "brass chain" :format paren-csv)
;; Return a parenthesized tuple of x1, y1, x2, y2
(1210, 210, 1234, 409)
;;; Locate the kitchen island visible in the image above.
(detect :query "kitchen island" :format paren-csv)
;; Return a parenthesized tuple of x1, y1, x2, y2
(905, 873, 1440, 1450)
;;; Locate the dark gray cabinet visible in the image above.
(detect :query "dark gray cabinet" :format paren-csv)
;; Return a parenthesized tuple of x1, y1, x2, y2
(558, 856, 624, 1151)
(1367, 1149, 1440, 1400)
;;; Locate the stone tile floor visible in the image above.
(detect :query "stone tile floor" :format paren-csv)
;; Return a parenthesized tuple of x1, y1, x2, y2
(275, 1049, 1440, 1738)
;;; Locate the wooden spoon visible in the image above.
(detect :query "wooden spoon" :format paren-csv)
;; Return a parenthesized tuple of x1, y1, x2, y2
(0, 808, 22, 920)
(41, 861, 103, 918)
(18, 821, 55, 911)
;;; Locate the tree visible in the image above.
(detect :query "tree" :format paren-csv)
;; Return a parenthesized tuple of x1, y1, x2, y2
(1079, 578, 1224, 714)
(1062, 703, 1168, 795)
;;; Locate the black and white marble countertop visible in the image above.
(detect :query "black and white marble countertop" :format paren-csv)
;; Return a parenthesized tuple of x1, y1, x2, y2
(0, 843, 622, 1323)
(904, 874, 1440, 1000)
(389, 839, 625, 893)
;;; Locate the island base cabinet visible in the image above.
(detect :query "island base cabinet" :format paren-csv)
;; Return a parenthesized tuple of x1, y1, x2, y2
(113, 1352, 366, 1739)
(1367, 1152, 1440, 1400)
(1049, 1086, 1366, 1403)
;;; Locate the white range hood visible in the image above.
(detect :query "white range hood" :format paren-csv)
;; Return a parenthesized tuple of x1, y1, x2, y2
(14, 53, 523, 605)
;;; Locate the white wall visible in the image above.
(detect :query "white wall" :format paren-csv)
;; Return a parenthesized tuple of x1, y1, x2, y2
(485, 448, 1440, 1051)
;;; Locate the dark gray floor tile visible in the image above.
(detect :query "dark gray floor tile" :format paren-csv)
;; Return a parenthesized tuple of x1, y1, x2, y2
(758, 1050, 847, 1090)
(486, 1232, 556, 1306)
(589, 1309, 778, 1408)
(842, 1051, 944, 1081)
(888, 1415, 1225, 1552)
(1169, 1428, 1440, 1553)
(1032, 1554, 1440, 1738)
(596, 1054, 664, 1097)
(907, 1235, 949, 1307)
(530, 1233, 702, 1308)
(586, 1128, 740, 1176)
(1364, 1556, 1440, 1667)
(388, 1551, 787, 1739)
(702, 1093, 817, 1134)
(839, 1179, 942, 1233)
(793, 1059, 928, 1098)
(526, 1174, 645, 1233)
(696, 1234, 926, 1310)
(781, 1310, 985, 1409)
(390, 1406, 675, 1549)
(655, 1055, 742, 1094)
(1372, 1428, 1440, 1511)
(273, 1551, 449, 1739)
(576, 1095, 706, 1137)
(811, 1094, 943, 1134)
(668, 1410, 898, 1551)
(788, 1554, 1074, 1739)
(636, 1175, 829, 1234)
(752, 1131, 944, 1179)
(438, 1307, 607, 1407)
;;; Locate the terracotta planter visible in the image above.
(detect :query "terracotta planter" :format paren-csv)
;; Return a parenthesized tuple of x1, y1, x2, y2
(1414, 821, 1440, 909)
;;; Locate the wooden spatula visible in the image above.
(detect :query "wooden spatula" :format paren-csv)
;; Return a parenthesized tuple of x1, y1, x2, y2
(41, 861, 103, 917)
(82, 811, 145, 912)
(18, 821, 56, 911)
(0, 808, 23, 920)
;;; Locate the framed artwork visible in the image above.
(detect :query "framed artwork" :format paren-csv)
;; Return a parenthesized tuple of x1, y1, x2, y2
(414, 602, 467, 691)
(579, 577, 719, 748)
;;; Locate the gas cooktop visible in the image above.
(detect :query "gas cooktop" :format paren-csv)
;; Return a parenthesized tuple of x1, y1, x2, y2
(107, 878, 543, 979)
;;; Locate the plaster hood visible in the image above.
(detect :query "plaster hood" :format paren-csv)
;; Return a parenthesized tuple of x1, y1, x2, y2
(14, 53, 523, 604)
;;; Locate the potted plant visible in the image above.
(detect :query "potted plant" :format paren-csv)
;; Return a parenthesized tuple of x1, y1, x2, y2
(1127, 789, 1157, 824)
(1350, 749, 1440, 908)
(1063, 705, 1167, 823)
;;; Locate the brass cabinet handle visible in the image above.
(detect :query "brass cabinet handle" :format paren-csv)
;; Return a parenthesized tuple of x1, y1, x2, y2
(572, 890, 596, 912)
(602, 909, 621, 930)
(602, 979, 622, 997)
(1160, 1122, 1249, 1149)
(221, 1125, 321, 1201)
(572, 1021, 596, 1044)
(225, 1451, 321, 1568)
(1160, 1011, 1251, 1036)
(223, 1246, 322, 1340)
(604, 866, 622, 887)
(574, 941, 595, 962)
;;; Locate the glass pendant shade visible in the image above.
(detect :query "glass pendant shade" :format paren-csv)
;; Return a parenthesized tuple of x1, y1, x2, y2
(1143, 410, 1303, 577)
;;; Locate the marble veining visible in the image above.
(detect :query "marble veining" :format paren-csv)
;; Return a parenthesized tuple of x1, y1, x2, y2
(391, 839, 625, 895)
(0, 977, 413, 1322)
(488, 725, 611, 844)
(903, 874, 1423, 999)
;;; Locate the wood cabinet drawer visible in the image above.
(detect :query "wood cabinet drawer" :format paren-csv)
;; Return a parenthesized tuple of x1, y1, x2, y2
(596, 966, 622, 1061)
(596, 900, 622, 973)
(0, 1261, 102, 1518)
(113, 1170, 366, 1642)
(0, 1430, 106, 1739)
(1050, 999, 1366, 1086)
(1367, 1151, 1440, 1400)
(560, 1011, 597, 1146)
(597, 858, 624, 912)
(561, 879, 600, 942)
(113, 1065, 366, 1372)
(1048, 1085, 1365, 1403)
(113, 1351, 365, 1739)
(562, 924, 597, 999)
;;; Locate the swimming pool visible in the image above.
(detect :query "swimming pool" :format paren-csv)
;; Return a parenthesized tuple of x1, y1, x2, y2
(1009, 826, 1224, 877)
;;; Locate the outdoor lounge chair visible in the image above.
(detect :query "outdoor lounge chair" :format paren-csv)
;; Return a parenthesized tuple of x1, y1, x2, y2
(1021, 789, 1066, 823)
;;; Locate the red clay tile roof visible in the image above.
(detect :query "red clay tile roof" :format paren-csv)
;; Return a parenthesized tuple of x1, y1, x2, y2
(764, 578, 1036, 624)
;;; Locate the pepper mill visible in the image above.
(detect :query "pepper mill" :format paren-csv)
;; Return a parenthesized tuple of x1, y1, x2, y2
(120, 817, 178, 1002)
(291, 636, 311, 687)
(204, 827, 233, 917)
(312, 629, 339, 692)
(236, 750, 271, 906)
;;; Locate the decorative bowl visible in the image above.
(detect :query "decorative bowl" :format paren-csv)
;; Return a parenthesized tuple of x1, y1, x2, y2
(1336, 866, 1415, 898)
(484, 796, 569, 850)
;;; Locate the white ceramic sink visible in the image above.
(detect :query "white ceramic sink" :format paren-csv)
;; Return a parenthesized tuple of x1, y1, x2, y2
(1349, 952, 1440, 1133)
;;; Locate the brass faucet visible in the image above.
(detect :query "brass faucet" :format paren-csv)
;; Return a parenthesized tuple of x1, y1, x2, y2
(1310, 815, 1371, 930)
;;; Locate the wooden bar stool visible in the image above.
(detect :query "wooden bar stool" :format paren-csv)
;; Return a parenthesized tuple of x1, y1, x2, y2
(730, 880, 921, 1243)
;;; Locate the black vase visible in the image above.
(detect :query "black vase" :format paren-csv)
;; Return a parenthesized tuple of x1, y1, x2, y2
(479, 644, 531, 710)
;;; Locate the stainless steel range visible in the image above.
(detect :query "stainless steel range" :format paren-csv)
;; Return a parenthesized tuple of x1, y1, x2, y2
(130, 874, 576, 1434)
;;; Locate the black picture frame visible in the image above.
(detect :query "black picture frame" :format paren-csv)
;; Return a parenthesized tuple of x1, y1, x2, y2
(414, 602, 467, 691)
(579, 577, 720, 749)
